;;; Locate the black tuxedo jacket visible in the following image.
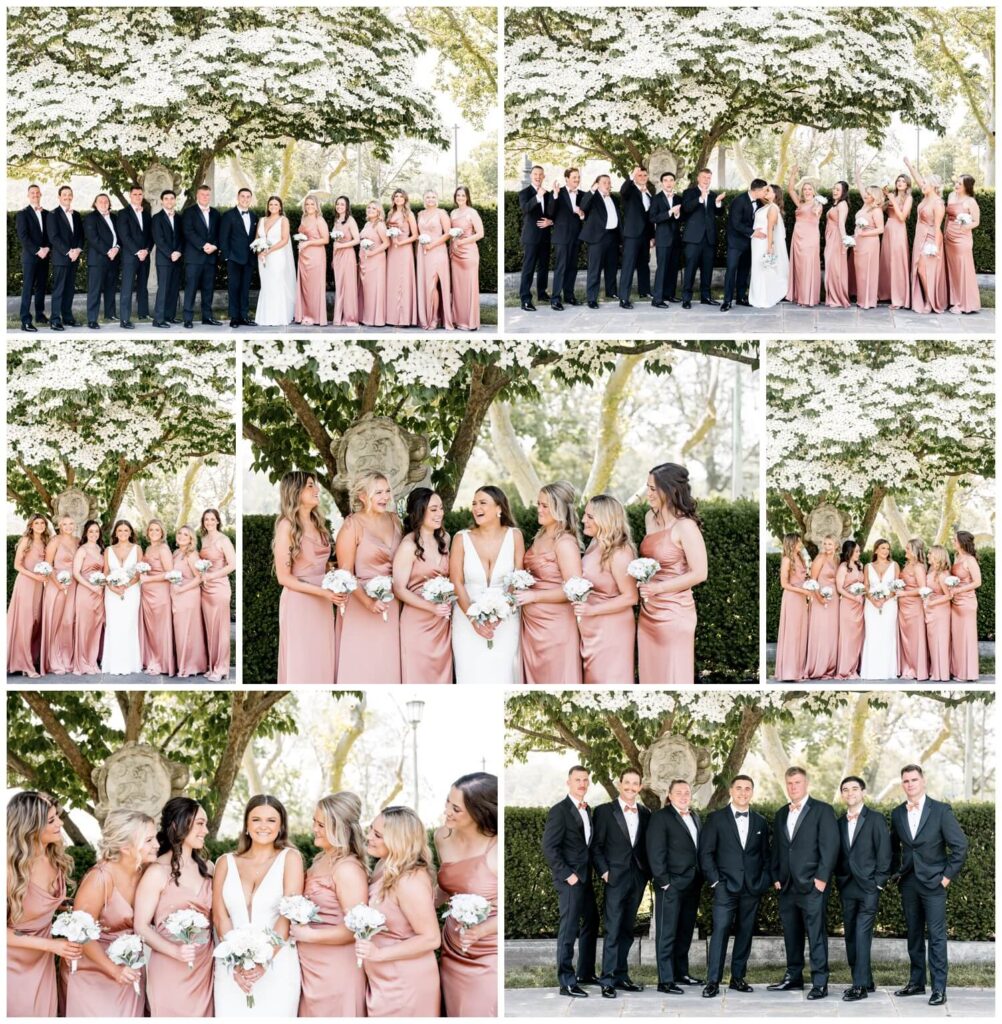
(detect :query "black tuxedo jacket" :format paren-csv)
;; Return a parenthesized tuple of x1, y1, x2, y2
(83, 211, 120, 263)
(649, 192, 683, 246)
(47, 207, 85, 265)
(592, 801, 651, 883)
(771, 796, 839, 894)
(542, 796, 593, 885)
(550, 187, 586, 245)
(836, 805, 892, 897)
(646, 804, 702, 890)
(117, 204, 154, 257)
(890, 797, 968, 890)
(152, 210, 184, 263)
(725, 191, 758, 248)
(699, 805, 772, 895)
(219, 207, 260, 265)
(680, 187, 722, 245)
(518, 184, 553, 245)
(578, 191, 620, 245)
(181, 205, 221, 265)
(619, 177, 655, 240)
(16, 206, 49, 259)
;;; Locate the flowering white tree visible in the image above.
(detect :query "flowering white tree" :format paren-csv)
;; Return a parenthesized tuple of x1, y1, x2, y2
(505, 6, 942, 175)
(7, 6, 444, 203)
(7, 338, 235, 528)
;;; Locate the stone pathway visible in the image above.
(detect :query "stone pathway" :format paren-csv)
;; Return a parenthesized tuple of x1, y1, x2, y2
(8, 668, 236, 685)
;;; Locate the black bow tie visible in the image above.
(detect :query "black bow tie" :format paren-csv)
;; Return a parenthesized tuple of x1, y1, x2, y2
(734, 811, 748, 818)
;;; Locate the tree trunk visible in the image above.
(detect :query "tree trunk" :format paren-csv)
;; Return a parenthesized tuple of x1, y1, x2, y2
(583, 354, 642, 498)
(176, 457, 205, 531)
(278, 139, 297, 201)
(757, 722, 792, 796)
(935, 475, 961, 545)
(780, 491, 807, 534)
(329, 694, 367, 790)
(489, 402, 541, 504)
(708, 705, 765, 810)
(131, 480, 153, 527)
(881, 493, 912, 549)
(227, 153, 253, 193)
(123, 692, 146, 743)
(242, 743, 264, 795)
(840, 693, 871, 799)
(20, 693, 100, 802)
(858, 485, 887, 547)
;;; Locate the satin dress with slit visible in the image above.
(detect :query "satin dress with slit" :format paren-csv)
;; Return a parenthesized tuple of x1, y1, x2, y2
(385, 212, 417, 327)
(7, 539, 46, 677)
(637, 528, 697, 684)
(73, 547, 105, 675)
(579, 545, 636, 684)
(949, 557, 979, 680)
(835, 565, 864, 680)
(945, 197, 980, 313)
(925, 571, 952, 682)
(40, 541, 76, 675)
(804, 558, 838, 679)
(332, 218, 360, 326)
(278, 532, 336, 685)
(910, 197, 947, 313)
(774, 556, 809, 682)
(897, 564, 929, 681)
(400, 547, 453, 684)
(199, 538, 232, 680)
(140, 546, 176, 676)
(416, 210, 454, 330)
(521, 544, 583, 685)
(7, 874, 66, 1017)
(172, 551, 208, 678)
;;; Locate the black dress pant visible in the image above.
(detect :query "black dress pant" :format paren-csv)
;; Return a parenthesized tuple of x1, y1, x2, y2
(586, 231, 618, 303)
(653, 241, 681, 303)
(119, 254, 150, 321)
(706, 885, 761, 983)
(900, 875, 949, 991)
(183, 261, 216, 321)
(598, 869, 647, 986)
(653, 881, 700, 983)
(555, 876, 598, 989)
(682, 239, 715, 301)
(51, 262, 78, 322)
(841, 888, 879, 989)
(20, 256, 48, 322)
(777, 885, 829, 988)
(226, 258, 253, 320)
(723, 241, 752, 303)
(86, 259, 118, 322)
(519, 237, 550, 302)
(552, 240, 581, 301)
(154, 260, 182, 322)
(618, 236, 649, 301)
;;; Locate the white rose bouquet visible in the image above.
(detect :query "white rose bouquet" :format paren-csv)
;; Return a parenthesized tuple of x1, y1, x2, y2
(365, 575, 394, 621)
(421, 576, 456, 616)
(842, 234, 856, 248)
(819, 585, 834, 601)
(87, 570, 107, 587)
(814, 195, 828, 206)
(163, 908, 210, 969)
(956, 213, 973, 226)
(848, 582, 866, 597)
(165, 570, 183, 585)
(322, 569, 358, 616)
(869, 581, 891, 612)
(627, 557, 660, 607)
(386, 227, 401, 238)
(134, 561, 151, 577)
(441, 892, 491, 937)
(889, 579, 906, 594)
(418, 233, 431, 245)
(106, 934, 149, 995)
(918, 586, 933, 602)
(249, 238, 270, 254)
(763, 251, 778, 268)
(332, 230, 345, 242)
(503, 570, 536, 596)
(344, 904, 387, 968)
(195, 559, 212, 575)
(52, 910, 101, 972)
(56, 569, 72, 586)
(922, 241, 939, 257)
(359, 238, 374, 251)
(563, 576, 594, 623)
(213, 927, 275, 1008)
(106, 567, 131, 597)
(279, 895, 320, 926)
(33, 560, 53, 577)
(293, 232, 308, 242)
(943, 574, 961, 591)
(802, 579, 820, 606)
(855, 214, 870, 230)
(466, 587, 513, 649)
(449, 226, 464, 238)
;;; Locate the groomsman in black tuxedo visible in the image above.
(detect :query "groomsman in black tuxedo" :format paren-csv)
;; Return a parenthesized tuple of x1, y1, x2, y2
(548, 168, 586, 309)
(517, 164, 553, 310)
(593, 769, 651, 998)
(835, 775, 891, 1002)
(47, 185, 85, 330)
(680, 167, 725, 308)
(152, 190, 184, 327)
(578, 176, 619, 309)
(542, 766, 599, 998)
(889, 764, 968, 1006)
(83, 193, 120, 328)
(646, 779, 704, 994)
(720, 178, 768, 311)
(699, 774, 772, 998)
(649, 172, 683, 307)
(617, 167, 654, 308)
(117, 184, 154, 328)
(182, 184, 222, 327)
(768, 766, 839, 1000)
(219, 187, 259, 327)
(15, 183, 50, 331)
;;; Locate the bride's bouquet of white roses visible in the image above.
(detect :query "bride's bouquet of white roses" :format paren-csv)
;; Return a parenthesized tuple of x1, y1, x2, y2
(563, 577, 594, 624)
(762, 251, 778, 268)
(52, 910, 101, 972)
(466, 588, 513, 650)
(344, 904, 387, 968)
(107, 933, 149, 995)
(365, 575, 394, 621)
(163, 908, 210, 968)
(165, 570, 183, 585)
(322, 569, 357, 616)
(33, 560, 53, 577)
(106, 567, 131, 596)
(213, 927, 275, 1008)
(249, 238, 270, 254)
(869, 580, 891, 612)
(279, 895, 320, 926)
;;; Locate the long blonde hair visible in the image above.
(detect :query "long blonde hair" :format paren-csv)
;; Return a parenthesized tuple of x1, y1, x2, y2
(21, 514, 51, 550)
(928, 545, 951, 574)
(314, 792, 368, 870)
(175, 525, 197, 556)
(586, 494, 635, 570)
(97, 809, 154, 862)
(372, 806, 435, 903)
(274, 471, 330, 568)
(782, 533, 803, 562)
(7, 791, 74, 925)
(541, 481, 580, 544)
(350, 471, 391, 513)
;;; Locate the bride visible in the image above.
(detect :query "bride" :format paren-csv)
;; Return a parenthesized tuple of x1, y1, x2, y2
(254, 195, 296, 325)
(859, 538, 901, 679)
(749, 183, 789, 308)
(450, 486, 525, 684)
(102, 519, 143, 674)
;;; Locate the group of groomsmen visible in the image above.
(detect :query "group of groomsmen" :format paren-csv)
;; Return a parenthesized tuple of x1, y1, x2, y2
(542, 763, 968, 1006)
(15, 182, 263, 331)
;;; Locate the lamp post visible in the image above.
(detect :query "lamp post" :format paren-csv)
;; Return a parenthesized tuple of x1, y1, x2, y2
(405, 700, 425, 812)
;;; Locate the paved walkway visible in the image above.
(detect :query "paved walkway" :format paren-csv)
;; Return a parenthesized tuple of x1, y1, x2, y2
(8, 668, 236, 685)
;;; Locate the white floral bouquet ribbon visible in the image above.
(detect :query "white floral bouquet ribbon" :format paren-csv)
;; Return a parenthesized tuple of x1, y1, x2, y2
(212, 927, 275, 1008)
(466, 587, 513, 650)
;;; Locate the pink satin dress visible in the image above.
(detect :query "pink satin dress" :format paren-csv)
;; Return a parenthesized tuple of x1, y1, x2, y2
(637, 529, 697, 685)
(365, 872, 441, 1018)
(171, 551, 208, 678)
(332, 218, 361, 326)
(358, 221, 387, 327)
(417, 210, 454, 330)
(804, 558, 838, 679)
(39, 541, 76, 675)
(278, 532, 336, 684)
(336, 514, 402, 684)
(775, 556, 810, 681)
(147, 873, 213, 1017)
(385, 212, 417, 326)
(7, 873, 66, 1017)
(878, 199, 911, 307)
(294, 217, 329, 326)
(400, 548, 453, 684)
(785, 202, 821, 305)
(438, 845, 498, 1017)
(911, 197, 947, 313)
(140, 546, 176, 676)
(925, 570, 952, 682)
(854, 208, 883, 308)
(823, 205, 850, 307)
(521, 545, 583, 685)
(6, 538, 46, 677)
(298, 858, 368, 1017)
(949, 557, 979, 680)
(450, 208, 482, 330)
(835, 565, 864, 680)
(199, 538, 231, 680)
(945, 197, 980, 313)
(62, 864, 146, 1017)
(579, 545, 636, 684)
(897, 564, 929, 681)
(73, 547, 106, 675)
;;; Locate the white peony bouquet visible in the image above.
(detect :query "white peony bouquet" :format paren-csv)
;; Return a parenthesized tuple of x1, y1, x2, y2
(134, 561, 151, 577)
(814, 195, 828, 206)
(33, 560, 53, 576)
(869, 581, 891, 612)
(106, 567, 131, 596)
(213, 927, 275, 1008)
(322, 569, 358, 616)
(332, 230, 345, 241)
(418, 234, 431, 245)
(803, 579, 820, 606)
(249, 238, 270, 254)
(848, 582, 866, 597)
(279, 895, 320, 926)
(441, 892, 491, 934)
(165, 570, 183, 585)
(344, 904, 387, 968)
(52, 910, 101, 972)
(842, 235, 856, 248)
(449, 226, 464, 238)
(956, 213, 973, 226)
(890, 579, 906, 594)
(359, 238, 374, 251)
(918, 586, 933, 601)
(293, 232, 308, 243)
(365, 575, 394, 621)
(56, 570, 72, 586)
(466, 587, 513, 649)
(107, 933, 149, 995)
(163, 908, 210, 969)
(855, 215, 870, 230)
(819, 585, 834, 601)
(195, 559, 212, 575)
(421, 576, 456, 611)
(563, 577, 594, 623)
(503, 570, 536, 595)
(627, 557, 660, 608)
(943, 575, 961, 590)
(87, 570, 107, 586)
(386, 227, 401, 238)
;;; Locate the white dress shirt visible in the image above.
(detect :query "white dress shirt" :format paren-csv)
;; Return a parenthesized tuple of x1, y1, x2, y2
(63, 207, 75, 230)
(846, 808, 861, 845)
(731, 803, 749, 848)
(102, 213, 118, 248)
(568, 793, 591, 844)
(601, 194, 618, 229)
(618, 797, 639, 845)
(641, 190, 650, 212)
(567, 188, 579, 212)
(787, 796, 808, 839)
(199, 204, 211, 227)
(907, 795, 926, 839)
(31, 206, 43, 232)
(678, 809, 698, 848)
(131, 204, 145, 230)
(241, 209, 252, 234)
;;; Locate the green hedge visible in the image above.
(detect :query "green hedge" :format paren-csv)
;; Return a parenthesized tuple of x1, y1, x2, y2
(242, 497, 759, 684)
(504, 802, 994, 942)
(8, 202, 497, 297)
(766, 548, 995, 644)
(503, 188, 995, 277)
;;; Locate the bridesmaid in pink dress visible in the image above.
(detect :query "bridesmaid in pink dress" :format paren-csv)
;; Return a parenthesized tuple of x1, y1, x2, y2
(171, 526, 209, 678)
(335, 472, 402, 684)
(275, 472, 342, 685)
(949, 531, 981, 681)
(897, 539, 929, 680)
(823, 180, 851, 307)
(774, 533, 813, 681)
(385, 189, 418, 326)
(450, 186, 484, 330)
(140, 518, 177, 677)
(804, 535, 839, 679)
(578, 494, 638, 684)
(63, 810, 158, 1017)
(852, 186, 885, 308)
(835, 540, 865, 680)
(198, 508, 235, 682)
(878, 175, 912, 308)
(784, 167, 822, 305)
(72, 519, 106, 675)
(417, 191, 455, 329)
(435, 774, 498, 1017)
(6, 514, 51, 677)
(294, 194, 331, 326)
(358, 202, 390, 327)
(924, 545, 953, 682)
(944, 175, 981, 314)
(516, 482, 584, 685)
(6, 791, 80, 1016)
(292, 793, 369, 1017)
(358, 807, 441, 1017)
(637, 464, 707, 685)
(331, 195, 361, 326)
(904, 157, 947, 313)
(394, 488, 454, 684)
(134, 798, 214, 1017)
(39, 515, 79, 676)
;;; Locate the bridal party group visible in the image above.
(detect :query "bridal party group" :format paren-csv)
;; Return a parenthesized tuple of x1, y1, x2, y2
(6, 774, 498, 1017)
(273, 463, 708, 686)
(6, 511, 234, 681)
(775, 532, 982, 683)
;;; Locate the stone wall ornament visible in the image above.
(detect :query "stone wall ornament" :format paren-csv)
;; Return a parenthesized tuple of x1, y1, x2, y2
(54, 487, 93, 533)
(92, 742, 190, 823)
(647, 149, 679, 184)
(640, 733, 712, 805)
(804, 504, 851, 547)
(331, 413, 430, 501)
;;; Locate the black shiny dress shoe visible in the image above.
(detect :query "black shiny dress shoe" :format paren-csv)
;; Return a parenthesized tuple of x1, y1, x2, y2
(701, 297, 719, 305)
(702, 983, 719, 998)
(842, 986, 867, 1001)
(720, 302, 731, 312)
(36, 313, 49, 324)
(51, 320, 65, 331)
(550, 300, 564, 311)
(616, 980, 643, 992)
(619, 300, 633, 309)
(566, 296, 581, 305)
(806, 985, 828, 1000)
(88, 320, 100, 329)
(657, 982, 683, 994)
(866, 983, 876, 993)
(244, 317, 257, 326)
(587, 300, 599, 309)
(651, 300, 668, 308)
(21, 320, 37, 332)
(667, 296, 681, 303)
(520, 300, 536, 312)
(538, 291, 551, 303)
(230, 318, 241, 328)
(894, 983, 926, 997)
(153, 320, 170, 328)
(638, 292, 651, 299)
(167, 318, 179, 324)
(736, 298, 751, 306)
(678, 975, 704, 986)
(559, 985, 587, 998)
(184, 320, 193, 328)
(767, 977, 804, 991)
(729, 978, 753, 992)
(65, 317, 79, 326)
(600, 985, 616, 998)
(928, 991, 946, 1005)
(201, 317, 223, 326)
(681, 300, 692, 309)
(120, 320, 134, 329)
(576, 976, 601, 987)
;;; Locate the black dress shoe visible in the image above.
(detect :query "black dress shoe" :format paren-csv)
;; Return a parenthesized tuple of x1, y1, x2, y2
(667, 296, 681, 303)
(678, 975, 704, 986)
(866, 983, 876, 993)
(167, 318, 179, 324)
(767, 977, 804, 991)
(65, 317, 79, 326)
(638, 292, 651, 299)
(701, 297, 719, 306)
(842, 987, 867, 1001)
(566, 296, 581, 306)
(201, 317, 222, 326)
(601, 985, 617, 999)
(36, 313, 49, 324)
(657, 982, 683, 994)
(88, 320, 100, 329)
(120, 320, 134, 329)
(538, 291, 551, 303)
(244, 317, 257, 326)
(736, 298, 751, 306)
(184, 320, 193, 328)
(928, 991, 946, 1006)
(894, 983, 926, 997)
(576, 976, 601, 987)
(153, 320, 170, 328)
(681, 300, 692, 309)
(520, 300, 536, 312)
(720, 302, 731, 312)
(21, 321, 37, 332)
(651, 300, 668, 308)
(806, 985, 828, 1000)
(51, 320, 65, 331)
(702, 983, 720, 998)
(550, 300, 564, 311)
(559, 985, 587, 998)
(619, 299, 633, 309)
(230, 318, 240, 328)
(615, 980, 643, 992)
(729, 978, 753, 993)
(587, 300, 599, 309)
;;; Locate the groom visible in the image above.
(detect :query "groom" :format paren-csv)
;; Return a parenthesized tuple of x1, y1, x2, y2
(720, 179, 767, 311)
(219, 187, 258, 327)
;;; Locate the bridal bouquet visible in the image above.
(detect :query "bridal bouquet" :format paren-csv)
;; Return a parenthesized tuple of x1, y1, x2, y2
(33, 560, 53, 577)
(922, 241, 939, 256)
(762, 251, 778, 268)
(87, 571, 107, 587)
(322, 569, 357, 616)
(421, 576, 456, 610)
(365, 575, 394, 621)
(195, 559, 213, 575)
(466, 588, 512, 649)
(441, 892, 491, 936)
(56, 570, 72, 586)
(165, 570, 183, 585)
(418, 233, 431, 245)
(279, 895, 320, 926)
(869, 581, 891, 612)
(386, 227, 401, 238)
(163, 908, 210, 969)
(213, 927, 275, 1008)
(449, 226, 464, 238)
(563, 577, 594, 623)
(52, 910, 101, 972)
(359, 238, 374, 251)
(956, 213, 973, 226)
(344, 904, 387, 968)
(842, 234, 856, 248)
(249, 238, 270, 254)
(107, 934, 149, 995)
(107, 567, 131, 596)
(292, 232, 308, 243)
(627, 557, 660, 607)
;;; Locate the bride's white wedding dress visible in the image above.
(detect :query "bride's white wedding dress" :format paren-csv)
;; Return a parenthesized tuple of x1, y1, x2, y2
(101, 544, 142, 675)
(452, 528, 522, 684)
(749, 203, 789, 308)
(214, 848, 301, 1017)
(254, 217, 296, 325)
(859, 562, 900, 679)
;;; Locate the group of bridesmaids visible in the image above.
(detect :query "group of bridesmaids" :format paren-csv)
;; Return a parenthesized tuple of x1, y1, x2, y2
(6, 774, 497, 1017)
(6, 510, 234, 680)
(786, 160, 982, 314)
(775, 531, 982, 682)
(273, 463, 709, 686)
